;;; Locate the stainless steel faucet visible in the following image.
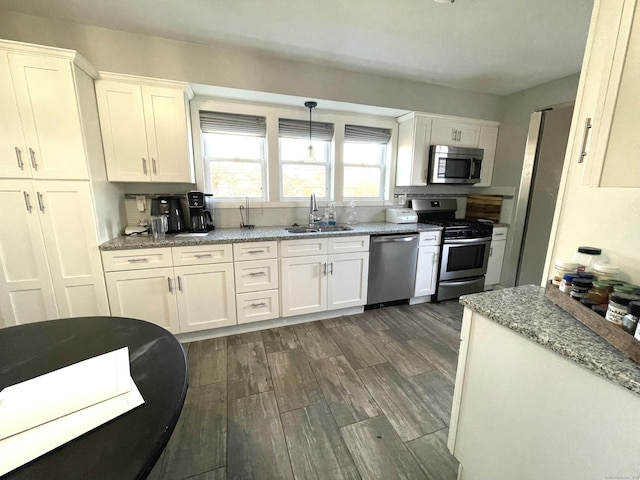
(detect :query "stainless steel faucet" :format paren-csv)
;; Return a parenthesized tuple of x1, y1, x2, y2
(309, 192, 320, 227)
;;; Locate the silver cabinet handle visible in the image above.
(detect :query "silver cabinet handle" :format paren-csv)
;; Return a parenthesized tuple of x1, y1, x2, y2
(177, 276, 182, 292)
(36, 192, 45, 212)
(578, 117, 592, 163)
(194, 253, 213, 258)
(451, 129, 456, 141)
(142, 158, 147, 175)
(329, 262, 334, 275)
(493, 233, 506, 238)
(23, 191, 32, 212)
(248, 271, 267, 277)
(15, 147, 24, 170)
(247, 250, 266, 254)
(489, 247, 494, 257)
(152, 158, 157, 175)
(127, 258, 149, 263)
(457, 130, 462, 142)
(167, 277, 173, 293)
(323, 263, 327, 275)
(250, 302, 266, 308)
(29, 148, 37, 170)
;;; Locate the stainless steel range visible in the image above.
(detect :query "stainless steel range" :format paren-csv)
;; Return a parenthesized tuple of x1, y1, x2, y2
(411, 198, 493, 301)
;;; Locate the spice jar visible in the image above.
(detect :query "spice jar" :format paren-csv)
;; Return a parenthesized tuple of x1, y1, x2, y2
(622, 301, 640, 335)
(592, 262, 620, 282)
(559, 274, 579, 294)
(572, 246, 602, 273)
(570, 277, 592, 300)
(606, 292, 640, 327)
(587, 281, 610, 305)
(552, 260, 578, 286)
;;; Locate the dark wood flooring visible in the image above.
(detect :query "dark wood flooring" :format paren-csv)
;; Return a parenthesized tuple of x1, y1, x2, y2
(148, 300, 464, 480)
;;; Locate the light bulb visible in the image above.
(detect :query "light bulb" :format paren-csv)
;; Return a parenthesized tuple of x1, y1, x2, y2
(306, 145, 316, 162)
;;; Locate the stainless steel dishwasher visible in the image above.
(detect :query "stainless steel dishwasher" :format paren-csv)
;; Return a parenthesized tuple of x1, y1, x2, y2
(367, 233, 419, 306)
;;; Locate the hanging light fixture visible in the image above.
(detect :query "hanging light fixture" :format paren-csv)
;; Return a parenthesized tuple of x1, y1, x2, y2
(304, 101, 317, 162)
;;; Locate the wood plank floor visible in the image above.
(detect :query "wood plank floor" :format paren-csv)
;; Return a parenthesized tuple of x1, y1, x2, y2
(148, 300, 463, 480)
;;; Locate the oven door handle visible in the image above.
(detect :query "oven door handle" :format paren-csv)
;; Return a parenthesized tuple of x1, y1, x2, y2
(440, 278, 486, 287)
(444, 236, 492, 245)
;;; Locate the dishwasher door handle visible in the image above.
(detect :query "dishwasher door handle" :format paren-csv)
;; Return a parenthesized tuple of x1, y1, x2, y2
(372, 235, 417, 243)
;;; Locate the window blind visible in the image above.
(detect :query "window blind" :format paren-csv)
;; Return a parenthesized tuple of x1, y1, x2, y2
(344, 125, 392, 144)
(279, 118, 334, 141)
(200, 111, 266, 137)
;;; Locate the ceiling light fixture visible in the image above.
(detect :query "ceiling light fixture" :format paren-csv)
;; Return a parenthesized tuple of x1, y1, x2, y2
(304, 101, 317, 162)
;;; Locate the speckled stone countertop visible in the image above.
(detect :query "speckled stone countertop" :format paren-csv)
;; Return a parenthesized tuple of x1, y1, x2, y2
(460, 285, 640, 397)
(99, 222, 442, 251)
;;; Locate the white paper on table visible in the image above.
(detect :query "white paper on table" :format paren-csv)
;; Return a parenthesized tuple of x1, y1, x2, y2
(0, 347, 132, 440)
(0, 379, 144, 477)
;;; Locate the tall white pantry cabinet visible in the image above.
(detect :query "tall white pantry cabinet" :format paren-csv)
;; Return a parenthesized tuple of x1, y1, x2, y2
(0, 40, 122, 328)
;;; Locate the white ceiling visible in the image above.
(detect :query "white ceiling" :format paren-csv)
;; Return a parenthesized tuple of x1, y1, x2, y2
(0, 0, 594, 96)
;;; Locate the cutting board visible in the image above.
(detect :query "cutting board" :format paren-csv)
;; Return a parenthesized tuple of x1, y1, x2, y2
(465, 195, 503, 223)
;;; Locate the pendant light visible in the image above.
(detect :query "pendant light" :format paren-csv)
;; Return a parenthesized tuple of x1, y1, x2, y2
(304, 101, 317, 162)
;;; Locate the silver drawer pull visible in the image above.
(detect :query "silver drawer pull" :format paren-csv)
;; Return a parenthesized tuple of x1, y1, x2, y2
(37, 192, 45, 212)
(29, 148, 37, 170)
(194, 254, 213, 258)
(142, 158, 147, 175)
(177, 276, 182, 292)
(247, 250, 265, 254)
(250, 302, 266, 308)
(127, 258, 150, 263)
(248, 271, 267, 277)
(15, 147, 24, 170)
(23, 191, 32, 212)
(423, 236, 437, 241)
(152, 158, 157, 175)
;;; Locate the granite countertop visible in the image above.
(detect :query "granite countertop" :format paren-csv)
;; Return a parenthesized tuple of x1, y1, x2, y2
(99, 222, 442, 251)
(460, 285, 640, 397)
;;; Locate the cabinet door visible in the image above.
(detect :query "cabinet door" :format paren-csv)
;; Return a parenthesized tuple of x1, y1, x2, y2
(0, 52, 30, 178)
(36, 181, 109, 318)
(236, 290, 279, 324)
(175, 263, 236, 332)
(95, 80, 150, 182)
(475, 126, 499, 187)
(396, 114, 432, 186)
(414, 246, 439, 297)
(280, 255, 327, 317)
(327, 252, 369, 310)
(431, 119, 480, 147)
(485, 240, 506, 287)
(105, 268, 179, 333)
(8, 53, 88, 180)
(142, 85, 193, 183)
(0, 180, 58, 326)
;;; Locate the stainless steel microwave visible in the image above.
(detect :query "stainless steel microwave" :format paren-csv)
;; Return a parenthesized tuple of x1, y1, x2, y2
(428, 145, 484, 184)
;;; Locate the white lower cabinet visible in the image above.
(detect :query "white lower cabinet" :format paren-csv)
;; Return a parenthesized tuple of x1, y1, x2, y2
(485, 226, 508, 288)
(280, 236, 370, 318)
(0, 179, 108, 327)
(103, 244, 236, 334)
(414, 231, 442, 298)
(105, 267, 180, 333)
(236, 290, 279, 324)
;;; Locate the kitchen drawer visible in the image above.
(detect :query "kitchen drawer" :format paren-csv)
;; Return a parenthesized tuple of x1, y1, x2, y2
(327, 235, 370, 254)
(419, 230, 442, 247)
(234, 258, 279, 293)
(172, 244, 233, 266)
(233, 241, 278, 261)
(491, 226, 508, 241)
(236, 289, 279, 324)
(280, 238, 328, 258)
(101, 248, 173, 272)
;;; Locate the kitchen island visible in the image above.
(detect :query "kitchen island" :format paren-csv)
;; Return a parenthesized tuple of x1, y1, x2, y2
(449, 285, 640, 480)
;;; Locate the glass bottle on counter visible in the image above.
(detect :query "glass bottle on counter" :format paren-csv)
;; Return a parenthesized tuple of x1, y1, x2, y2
(572, 246, 602, 273)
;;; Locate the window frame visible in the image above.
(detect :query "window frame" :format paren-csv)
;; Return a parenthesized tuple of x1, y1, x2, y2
(342, 127, 391, 201)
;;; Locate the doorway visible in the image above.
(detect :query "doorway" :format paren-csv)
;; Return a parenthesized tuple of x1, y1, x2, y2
(514, 103, 574, 286)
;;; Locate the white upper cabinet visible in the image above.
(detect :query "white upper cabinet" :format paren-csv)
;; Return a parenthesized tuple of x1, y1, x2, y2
(0, 47, 91, 180)
(580, 0, 640, 187)
(95, 74, 194, 183)
(430, 119, 481, 147)
(395, 112, 499, 187)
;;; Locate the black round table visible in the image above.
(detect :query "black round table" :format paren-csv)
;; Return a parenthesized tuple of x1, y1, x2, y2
(0, 316, 188, 480)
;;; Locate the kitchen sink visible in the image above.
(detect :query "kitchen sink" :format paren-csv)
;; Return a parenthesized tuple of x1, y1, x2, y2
(286, 225, 353, 234)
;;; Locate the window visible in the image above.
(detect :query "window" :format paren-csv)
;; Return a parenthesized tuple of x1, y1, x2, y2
(200, 111, 267, 198)
(279, 118, 334, 199)
(343, 125, 391, 199)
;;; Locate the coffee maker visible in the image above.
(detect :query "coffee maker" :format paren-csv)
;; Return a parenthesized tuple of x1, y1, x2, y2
(151, 196, 186, 233)
(186, 191, 214, 232)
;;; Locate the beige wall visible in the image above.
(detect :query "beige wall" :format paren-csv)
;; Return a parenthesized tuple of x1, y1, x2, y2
(0, 11, 503, 121)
